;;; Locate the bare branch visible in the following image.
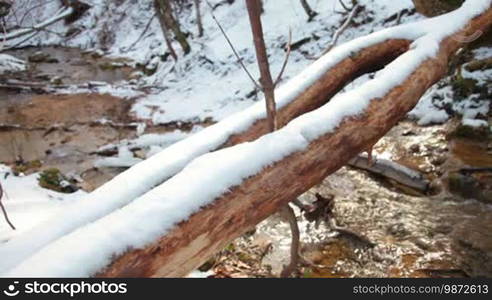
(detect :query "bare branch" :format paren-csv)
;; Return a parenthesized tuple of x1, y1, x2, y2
(205, 0, 262, 90)
(0, 181, 15, 231)
(273, 29, 292, 87)
(0, 7, 73, 41)
(322, 4, 361, 55)
(124, 13, 157, 53)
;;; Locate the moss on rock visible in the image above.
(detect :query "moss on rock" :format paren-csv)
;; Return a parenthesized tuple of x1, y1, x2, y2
(38, 168, 78, 194)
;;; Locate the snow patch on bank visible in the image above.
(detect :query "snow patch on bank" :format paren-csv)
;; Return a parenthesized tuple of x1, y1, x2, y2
(0, 165, 86, 244)
(0, 54, 26, 74)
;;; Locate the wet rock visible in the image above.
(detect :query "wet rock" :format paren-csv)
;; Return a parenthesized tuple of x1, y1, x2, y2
(402, 129, 416, 136)
(50, 76, 64, 85)
(38, 168, 78, 194)
(387, 223, 410, 239)
(444, 171, 492, 204)
(409, 144, 421, 154)
(28, 51, 58, 63)
(35, 73, 52, 81)
(431, 155, 447, 166)
(413, 237, 432, 251)
(451, 215, 492, 277)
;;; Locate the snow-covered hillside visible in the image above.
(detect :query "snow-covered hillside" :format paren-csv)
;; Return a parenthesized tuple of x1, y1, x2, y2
(5, 0, 418, 124)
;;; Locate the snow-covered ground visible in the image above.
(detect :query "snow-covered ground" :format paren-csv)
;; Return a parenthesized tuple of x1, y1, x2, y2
(4, 0, 417, 124)
(409, 46, 492, 126)
(0, 165, 86, 244)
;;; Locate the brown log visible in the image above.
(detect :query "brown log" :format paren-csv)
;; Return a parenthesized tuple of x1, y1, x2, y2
(0, 37, 408, 275)
(99, 6, 492, 278)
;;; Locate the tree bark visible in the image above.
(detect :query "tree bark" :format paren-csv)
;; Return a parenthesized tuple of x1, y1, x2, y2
(98, 6, 492, 277)
(155, 0, 191, 55)
(194, 0, 204, 37)
(246, 0, 277, 131)
(0, 0, 11, 18)
(154, 1, 178, 61)
(60, 0, 91, 24)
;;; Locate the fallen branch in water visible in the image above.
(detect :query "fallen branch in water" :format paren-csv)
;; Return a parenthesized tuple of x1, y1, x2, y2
(348, 154, 429, 193)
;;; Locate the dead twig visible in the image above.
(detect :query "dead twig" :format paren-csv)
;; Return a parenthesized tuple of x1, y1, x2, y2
(124, 12, 157, 53)
(205, 0, 262, 90)
(273, 29, 292, 87)
(322, 4, 361, 55)
(0, 181, 15, 230)
(338, 0, 350, 12)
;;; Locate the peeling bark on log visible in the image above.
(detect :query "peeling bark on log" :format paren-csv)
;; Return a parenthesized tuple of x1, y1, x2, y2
(98, 6, 492, 277)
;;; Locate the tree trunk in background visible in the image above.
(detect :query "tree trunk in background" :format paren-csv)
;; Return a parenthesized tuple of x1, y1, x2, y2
(412, 0, 464, 16)
(246, 0, 277, 131)
(300, 0, 318, 21)
(59, 0, 91, 24)
(0, 0, 11, 18)
(194, 0, 204, 37)
(154, 0, 178, 61)
(155, 0, 191, 55)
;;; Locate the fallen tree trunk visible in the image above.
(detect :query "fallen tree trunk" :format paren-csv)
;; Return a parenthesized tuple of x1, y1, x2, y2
(0, 38, 411, 274)
(97, 5, 492, 278)
(3, 1, 491, 278)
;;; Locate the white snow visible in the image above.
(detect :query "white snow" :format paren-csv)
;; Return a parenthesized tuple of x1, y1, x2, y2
(0, 54, 26, 74)
(462, 118, 488, 128)
(0, 0, 422, 274)
(2, 0, 490, 277)
(94, 147, 142, 168)
(0, 165, 86, 244)
(94, 129, 201, 167)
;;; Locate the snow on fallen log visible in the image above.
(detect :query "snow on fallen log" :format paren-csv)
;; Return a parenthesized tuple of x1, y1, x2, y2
(3, 0, 491, 278)
(0, 23, 413, 273)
